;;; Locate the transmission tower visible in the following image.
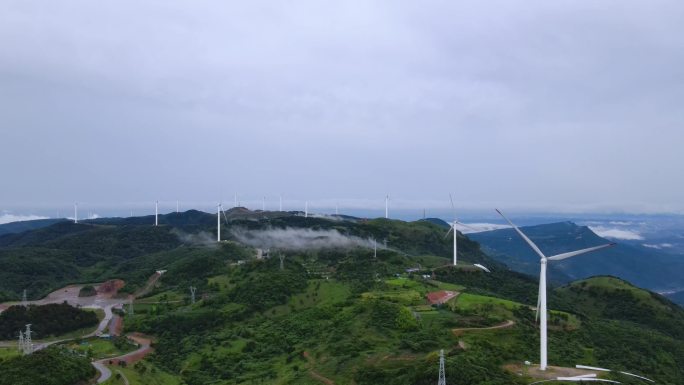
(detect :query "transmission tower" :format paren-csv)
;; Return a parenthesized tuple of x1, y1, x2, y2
(23, 324, 33, 355)
(438, 349, 446, 385)
(18, 331, 24, 353)
(190, 286, 197, 304)
(278, 254, 286, 270)
(373, 239, 377, 259)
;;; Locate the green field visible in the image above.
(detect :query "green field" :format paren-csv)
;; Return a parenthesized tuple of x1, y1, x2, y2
(102, 361, 182, 385)
(58, 337, 137, 360)
(270, 279, 351, 316)
(0, 347, 20, 360)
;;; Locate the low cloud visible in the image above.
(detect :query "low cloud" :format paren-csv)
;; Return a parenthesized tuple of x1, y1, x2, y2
(642, 243, 673, 250)
(589, 226, 644, 240)
(609, 221, 633, 226)
(0, 213, 49, 225)
(171, 229, 217, 247)
(230, 227, 375, 250)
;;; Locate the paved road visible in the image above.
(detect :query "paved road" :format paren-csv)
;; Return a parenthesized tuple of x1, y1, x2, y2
(93, 334, 154, 383)
(92, 361, 112, 383)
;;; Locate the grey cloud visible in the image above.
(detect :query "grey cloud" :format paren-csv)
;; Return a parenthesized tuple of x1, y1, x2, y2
(1, 1, 683, 214)
(230, 227, 374, 251)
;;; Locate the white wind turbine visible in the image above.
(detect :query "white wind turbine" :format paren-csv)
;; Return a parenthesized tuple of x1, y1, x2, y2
(385, 195, 389, 219)
(155, 200, 159, 226)
(444, 194, 478, 266)
(217, 203, 221, 242)
(73, 203, 78, 224)
(217, 203, 229, 242)
(496, 209, 614, 371)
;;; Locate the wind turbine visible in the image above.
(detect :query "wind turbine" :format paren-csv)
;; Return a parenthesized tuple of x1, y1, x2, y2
(74, 203, 78, 224)
(262, 196, 266, 211)
(217, 203, 221, 242)
(279, 195, 283, 211)
(496, 209, 614, 371)
(444, 194, 478, 266)
(385, 195, 389, 219)
(216, 203, 229, 242)
(305, 201, 308, 218)
(155, 200, 159, 226)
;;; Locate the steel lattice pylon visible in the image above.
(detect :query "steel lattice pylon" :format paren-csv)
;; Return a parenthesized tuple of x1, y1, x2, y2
(438, 349, 446, 385)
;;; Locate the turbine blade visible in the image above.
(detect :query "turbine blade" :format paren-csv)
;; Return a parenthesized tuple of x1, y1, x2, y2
(449, 193, 455, 211)
(496, 209, 547, 259)
(220, 205, 230, 224)
(454, 221, 481, 232)
(546, 243, 615, 261)
(444, 226, 454, 239)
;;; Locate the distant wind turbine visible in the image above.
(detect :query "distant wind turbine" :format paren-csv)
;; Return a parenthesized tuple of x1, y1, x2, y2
(74, 203, 78, 224)
(305, 201, 308, 218)
(279, 195, 283, 211)
(385, 195, 389, 219)
(496, 209, 614, 371)
(217, 203, 221, 242)
(444, 194, 479, 266)
(155, 200, 159, 226)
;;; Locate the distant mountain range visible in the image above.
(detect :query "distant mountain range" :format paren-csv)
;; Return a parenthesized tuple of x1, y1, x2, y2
(467, 222, 684, 302)
(0, 218, 66, 236)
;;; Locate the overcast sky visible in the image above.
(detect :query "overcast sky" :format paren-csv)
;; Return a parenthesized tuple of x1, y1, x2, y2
(1, 1, 683, 215)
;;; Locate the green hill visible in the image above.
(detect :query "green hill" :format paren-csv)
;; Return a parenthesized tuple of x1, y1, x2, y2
(0, 210, 683, 384)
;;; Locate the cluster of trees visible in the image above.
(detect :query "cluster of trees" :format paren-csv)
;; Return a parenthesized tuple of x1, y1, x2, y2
(0, 347, 95, 385)
(0, 303, 98, 339)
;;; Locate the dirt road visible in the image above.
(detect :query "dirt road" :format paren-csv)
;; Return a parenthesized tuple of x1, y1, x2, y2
(452, 320, 515, 336)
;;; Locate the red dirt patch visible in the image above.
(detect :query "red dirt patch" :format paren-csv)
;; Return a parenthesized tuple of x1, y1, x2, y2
(109, 315, 124, 336)
(97, 280, 125, 297)
(426, 290, 458, 305)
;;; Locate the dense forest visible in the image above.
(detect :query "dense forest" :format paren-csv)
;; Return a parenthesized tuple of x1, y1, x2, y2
(0, 347, 95, 385)
(0, 303, 98, 339)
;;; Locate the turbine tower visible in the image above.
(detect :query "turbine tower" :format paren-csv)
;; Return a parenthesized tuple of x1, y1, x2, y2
(21, 290, 27, 307)
(496, 209, 614, 371)
(234, 192, 238, 208)
(176, 200, 179, 213)
(74, 203, 78, 224)
(155, 200, 159, 226)
(444, 194, 477, 266)
(438, 349, 446, 385)
(217, 203, 222, 242)
(262, 196, 266, 211)
(385, 195, 389, 219)
(279, 195, 283, 211)
(305, 201, 308, 218)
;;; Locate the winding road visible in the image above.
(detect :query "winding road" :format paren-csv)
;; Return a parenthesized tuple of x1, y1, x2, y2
(0, 276, 160, 384)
